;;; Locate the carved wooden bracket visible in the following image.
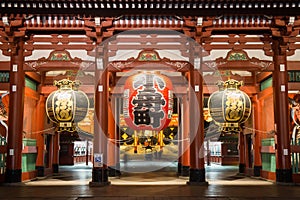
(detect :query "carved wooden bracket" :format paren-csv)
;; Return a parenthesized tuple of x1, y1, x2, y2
(271, 16, 300, 57)
(24, 50, 94, 72)
(0, 17, 26, 56)
(107, 49, 192, 72)
(202, 49, 273, 72)
(85, 17, 114, 44)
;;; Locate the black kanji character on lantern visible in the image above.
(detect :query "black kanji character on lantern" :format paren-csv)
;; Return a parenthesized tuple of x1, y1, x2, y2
(132, 74, 166, 128)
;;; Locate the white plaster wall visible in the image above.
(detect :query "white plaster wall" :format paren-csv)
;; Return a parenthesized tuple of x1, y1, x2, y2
(287, 49, 300, 61)
(0, 43, 10, 61)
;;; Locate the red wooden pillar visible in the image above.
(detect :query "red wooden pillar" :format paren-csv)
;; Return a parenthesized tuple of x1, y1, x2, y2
(177, 130, 183, 175)
(272, 41, 292, 183)
(35, 95, 46, 176)
(90, 65, 110, 185)
(52, 132, 60, 173)
(239, 132, 246, 173)
(107, 93, 117, 177)
(5, 41, 25, 183)
(115, 96, 121, 176)
(188, 70, 207, 185)
(181, 95, 190, 176)
(86, 140, 89, 166)
(253, 95, 262, 176)
(109, 96, 121, 176)
(176, 96, 183, 175)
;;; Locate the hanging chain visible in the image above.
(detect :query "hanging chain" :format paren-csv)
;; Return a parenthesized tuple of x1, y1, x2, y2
(108, 137, 190, 144)
(243, 126, 275, 136)
(28, 127, 56, 134)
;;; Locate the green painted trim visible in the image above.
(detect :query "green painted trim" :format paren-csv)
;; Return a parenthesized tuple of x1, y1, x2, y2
(260, 77, 272, 91)
(227, 52, 248, 61)
(25, 76, 38, 91)
(288, 71, 300, 82)
(0, 71, 10, 83)
(22, 138, 37, 172)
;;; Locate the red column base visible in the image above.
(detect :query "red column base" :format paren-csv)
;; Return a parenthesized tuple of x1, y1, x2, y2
(177, 164, 190, 177)
(89, 167, 111, 187)
(52, 164, 59, 173)
(254, 165, 262, 177)
(187, 168, 208, 185)
(239, 163, 246, 174)
(5, 169, 22, 183)
(276, 168, 293, 183)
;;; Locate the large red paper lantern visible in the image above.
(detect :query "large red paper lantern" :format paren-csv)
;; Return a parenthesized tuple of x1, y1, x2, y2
(123, 72, 173, 131)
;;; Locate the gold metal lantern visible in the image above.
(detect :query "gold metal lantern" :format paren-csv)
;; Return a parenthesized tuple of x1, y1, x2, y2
(208, 79, 251, 132)
(46, 79, 89, 132)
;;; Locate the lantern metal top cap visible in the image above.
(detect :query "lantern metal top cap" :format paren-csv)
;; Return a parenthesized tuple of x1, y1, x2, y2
(223, 79, 243, 89)
(216, 80, 225, 90)
(54, 79, 81, 90)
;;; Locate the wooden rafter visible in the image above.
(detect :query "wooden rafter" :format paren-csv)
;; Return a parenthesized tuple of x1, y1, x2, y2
(1, 1, 300, 16)
(1, 13, 299, 59)
(0, 2, 300, 96)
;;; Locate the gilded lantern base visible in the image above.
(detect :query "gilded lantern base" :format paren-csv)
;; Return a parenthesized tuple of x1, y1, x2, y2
(218, 122, 241, 133)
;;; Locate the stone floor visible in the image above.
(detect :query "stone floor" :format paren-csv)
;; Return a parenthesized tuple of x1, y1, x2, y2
(1, 162, 300, 199)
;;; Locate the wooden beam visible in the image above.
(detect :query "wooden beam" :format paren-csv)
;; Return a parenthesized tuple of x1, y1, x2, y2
(41, 85, 95, 95)
(0, 61, 10, 70)
(203, 75, 255, 85)
(1, 3, 299, 16)
(257, 87, 273, 100)
(0, 83, 9, 91)
(203, 85, 258, 95)
(24, 44, 95, 51)
(24, 61, 95, 72)
(25, 72, 41, 83)
(256, 72, 272, 83)
(288, 61, 300, 70)
(288, 82, 300, 90)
